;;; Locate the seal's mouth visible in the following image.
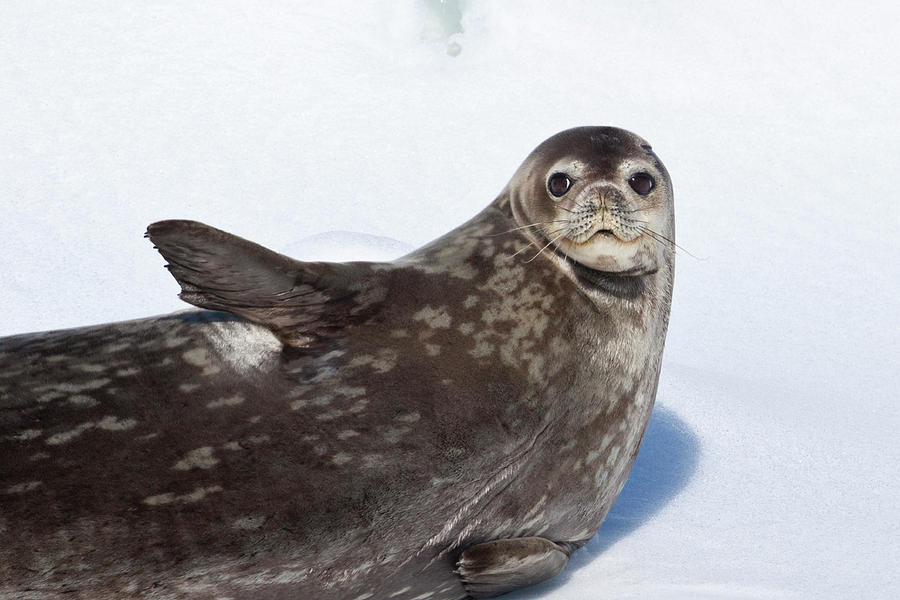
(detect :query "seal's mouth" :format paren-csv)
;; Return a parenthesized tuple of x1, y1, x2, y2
(588, 229, 617, 241)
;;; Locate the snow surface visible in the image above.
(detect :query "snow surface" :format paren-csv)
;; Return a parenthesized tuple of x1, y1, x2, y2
(1, 1, 898, 598)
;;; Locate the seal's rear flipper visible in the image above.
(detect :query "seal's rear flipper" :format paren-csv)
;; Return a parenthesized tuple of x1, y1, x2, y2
(456, 537, 573, 598)
(146, 220, 386, 347)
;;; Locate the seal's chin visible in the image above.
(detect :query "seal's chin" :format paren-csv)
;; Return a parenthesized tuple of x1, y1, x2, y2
(568, 259, 646, 299)
(549, 234, 658, 300)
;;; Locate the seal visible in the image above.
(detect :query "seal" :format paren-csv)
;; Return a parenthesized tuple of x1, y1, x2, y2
(0, 126, 675, 599)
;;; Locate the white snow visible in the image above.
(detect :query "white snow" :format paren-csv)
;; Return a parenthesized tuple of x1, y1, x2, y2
(1, 1, 898, 598)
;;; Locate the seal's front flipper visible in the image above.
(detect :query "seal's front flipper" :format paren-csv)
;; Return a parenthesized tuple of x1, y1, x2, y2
(146, 220, 386, 347)
(456, 537, 572, 598)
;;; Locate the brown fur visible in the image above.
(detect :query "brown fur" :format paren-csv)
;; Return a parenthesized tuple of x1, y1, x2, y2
(0, 127, 674, 599)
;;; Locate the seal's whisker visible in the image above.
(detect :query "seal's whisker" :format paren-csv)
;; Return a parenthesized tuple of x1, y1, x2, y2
(637, 226, 673, 246)
(638, 227, 671, 249)
(541, 225, 568, 235)
(490, 221, 567, 237)
(537, 227, 569, 242)
(638, 226, 698, 259)
(526, 230, 568, 263)
(509, 240, 537, 259)
(551, 234, 570, 266)
(507, 233, 555, 259)
(507, 226, 568, 260)
(638, 226, 677, 248)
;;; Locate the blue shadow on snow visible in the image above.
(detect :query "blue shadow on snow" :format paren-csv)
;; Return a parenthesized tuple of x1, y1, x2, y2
(503, 403, 701, 598)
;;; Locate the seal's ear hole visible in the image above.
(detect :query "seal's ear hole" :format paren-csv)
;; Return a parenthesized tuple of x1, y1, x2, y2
(628, 173, 654, 195)
(547, 173, 571, 197)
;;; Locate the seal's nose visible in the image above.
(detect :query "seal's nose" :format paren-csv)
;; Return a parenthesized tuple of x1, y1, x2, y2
(595, 186, 628, 214)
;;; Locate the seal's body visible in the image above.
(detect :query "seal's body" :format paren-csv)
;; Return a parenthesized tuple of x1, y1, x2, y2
(0, 127, 674, 599)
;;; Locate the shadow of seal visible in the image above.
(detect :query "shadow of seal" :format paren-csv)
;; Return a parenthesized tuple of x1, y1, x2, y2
(0, 126, 675, 600)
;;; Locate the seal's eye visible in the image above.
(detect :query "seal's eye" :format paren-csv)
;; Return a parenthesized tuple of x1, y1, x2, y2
(547, 173, 571, 197)
(628, 173, 654, 195)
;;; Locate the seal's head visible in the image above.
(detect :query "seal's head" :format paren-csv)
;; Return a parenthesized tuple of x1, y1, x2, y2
(507, 126, 674, 288)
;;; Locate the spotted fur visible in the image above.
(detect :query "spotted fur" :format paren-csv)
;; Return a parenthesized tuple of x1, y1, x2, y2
(0, 127, 674, 599)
